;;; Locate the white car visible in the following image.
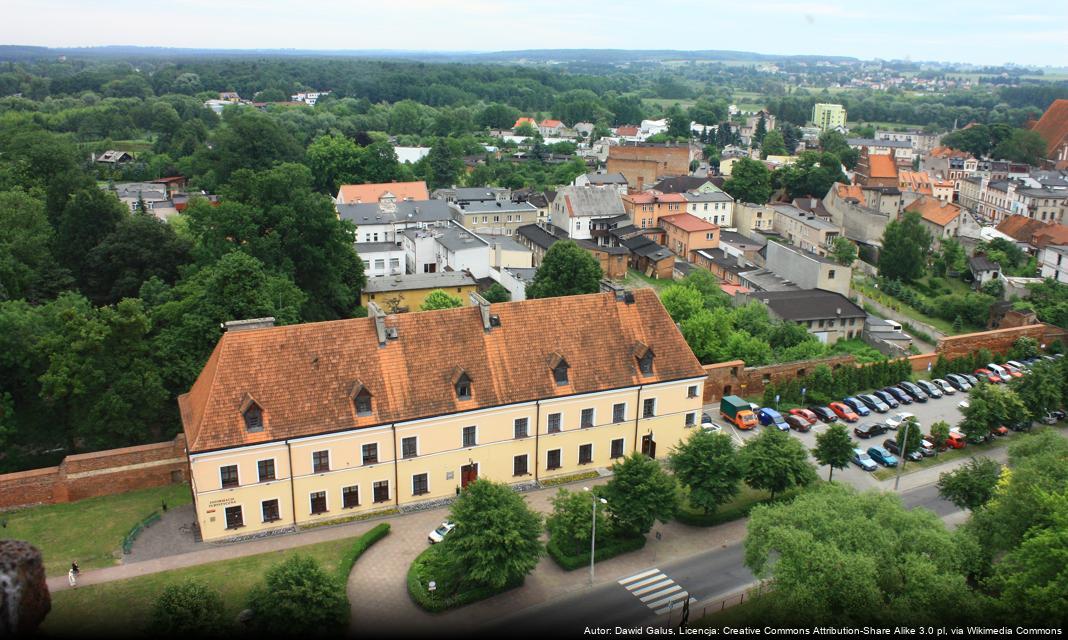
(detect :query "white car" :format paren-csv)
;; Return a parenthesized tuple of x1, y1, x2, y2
(884, 412, 916, 430)
(701, 412, 722, 433)
(428, 521, 455, 544)
(958, 399, 970, 410)
(932, 379, 956, 395)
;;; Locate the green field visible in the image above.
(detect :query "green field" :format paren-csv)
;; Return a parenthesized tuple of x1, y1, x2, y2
(43, 536, 355, 636)
(622, 268, 672, 291)
(4, 484, 192, 576)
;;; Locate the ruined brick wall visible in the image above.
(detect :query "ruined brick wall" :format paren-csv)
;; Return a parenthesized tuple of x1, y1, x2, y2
(936, 324, 1056, 361)
(0, 435, 188, 510)
(703, 355, 857, 403)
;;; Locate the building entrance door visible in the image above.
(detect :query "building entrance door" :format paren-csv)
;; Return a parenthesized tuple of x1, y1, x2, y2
(460, 463, 478, 488)
(641, 435, 656, 459)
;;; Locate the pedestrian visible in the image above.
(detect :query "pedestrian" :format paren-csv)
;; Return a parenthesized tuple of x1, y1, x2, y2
(71, 561, 80, 576)
(68, 567, 77, 588)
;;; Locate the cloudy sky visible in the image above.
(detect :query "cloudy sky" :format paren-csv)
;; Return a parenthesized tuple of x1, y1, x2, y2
(2, 0, 1065, 67)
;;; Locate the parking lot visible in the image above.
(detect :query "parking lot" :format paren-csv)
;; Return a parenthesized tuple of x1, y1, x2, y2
(703, 384, 969, 490)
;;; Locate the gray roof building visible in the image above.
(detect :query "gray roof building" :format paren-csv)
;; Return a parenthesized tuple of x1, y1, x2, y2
(746, 289, 866, 322)
(579, 172, 628, 186)
(337, 199, 452, 226)
(363, 271, 477, 294)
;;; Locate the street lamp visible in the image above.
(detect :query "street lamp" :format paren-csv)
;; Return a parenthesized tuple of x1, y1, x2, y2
(894, 418, 913, 491)
(584, 487, 608, 586)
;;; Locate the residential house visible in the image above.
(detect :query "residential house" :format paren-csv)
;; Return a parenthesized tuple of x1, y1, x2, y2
(738, 111, 776, 146)
(338, 199, 453, 244)
(513, 117, 537, 130)
(639, 119, 669, 139)
(733, 203, 776, 235)
(336, 181, 429, 206)
(968, 254, 1001, 288)
(659, 214, 720, 260)
(770, 204, 842, 256)
(854, 151, 899, 188)
(449, 199, 539, 236)
(905, 196, 963, 249)
(1039, 245, 1068, 283)
(607, 142, 692, 189)
(922, 147, 979, 196)
(355, 242, 405, 279)
(764, 240, 850, 297)
(432, 186, 510, 203)
(691, 247, 756, 286)
(875, 129, 942, 154)
(623, 236, 675, 280)
(573, 172, 629, 195)
(514, 223, 626, 278)
(651, 176, 725, 194)
(718, 231, 766, 263)
(1030, 99, 1068, 164)
(179, 291, 705, 542)
(218, 91, 241, 103)
(400, 221, 491, 279)
(811, 103, 847, 131)
(516, 224, 568, 267)
(94, 150, 134, 165)
(621, 191, 687, 230)
(737, 289, 866, 344)
(847, 138, 914, 166)
(683, 191, 734, 227)
(538, 119, 566, 137)
(360, 272, 479, 312)
(549, 185, 627, 244)
(480, 234, 534, 270)
(899, 170, 953, 202)
(497, 267, 537, 301)
(822, 184, 892, 249)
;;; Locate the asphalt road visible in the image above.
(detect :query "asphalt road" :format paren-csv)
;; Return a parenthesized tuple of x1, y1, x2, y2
(486, 481, 959, 636)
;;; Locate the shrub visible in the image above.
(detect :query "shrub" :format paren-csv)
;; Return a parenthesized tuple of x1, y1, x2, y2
(406, 545, 523, 612)
(336, 523, 390, 583)
(546, 533, 646, 570)
(246, 554, 348, 635)
(150, 580, 225, 636)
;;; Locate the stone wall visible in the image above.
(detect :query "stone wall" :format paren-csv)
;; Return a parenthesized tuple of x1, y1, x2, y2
(935, 324, 1061, 361)
(0, 435, 188, 510)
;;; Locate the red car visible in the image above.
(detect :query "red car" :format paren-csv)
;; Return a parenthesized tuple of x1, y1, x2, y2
(991, 425, 1009, 437)
(829, 401, 859, 423)
(975, 368, 1002, 384)
(788, 408, 818, 425)
(1000, 364, 1023, 379)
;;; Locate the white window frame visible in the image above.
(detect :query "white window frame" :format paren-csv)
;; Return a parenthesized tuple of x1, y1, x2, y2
(311, 449, 331, 474)
(642, 397, 658, 418)
(461, 425, 478, 448)
(580, 407, 596, 428)
(547, 412, 563, 433)
(610, 437, 626, 459)
(612, 402, 626, 423)
(546, 448, 564, 470)
(372, 479, 391, 503)
(219, 463, 240, 489)
(401, 435, 419, 459)
(513, 453, 530, 476)
(362, 442, 380, 466)
(514, 417, 530, 438)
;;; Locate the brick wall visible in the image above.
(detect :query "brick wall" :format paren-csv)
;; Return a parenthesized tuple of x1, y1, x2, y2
(936, 324, 1057, 361)
(0, 435, 188, 510)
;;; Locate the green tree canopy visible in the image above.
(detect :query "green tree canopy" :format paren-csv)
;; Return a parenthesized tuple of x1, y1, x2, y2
(760, 130, 787, 158)
(151, 580, 225, 636)
(599, 452, 679, 537)
(84, 212, 192, 306)
(420, 289, 463, 311)
(0, 189, 70, 302)
(740, 427, 818, 499)
(723, 158, 773, 204)
(879, 211, 932, 283)
(830, 236, 858, 266)
(246, 554, 348, 635)
(669, 430, 743, 514)
(659, 284, 704, 323)
(812, 422, 854, 481)
(546, 488, 610, 556)
(937, 457, 1003, 511)
(526, 240, 602, 299)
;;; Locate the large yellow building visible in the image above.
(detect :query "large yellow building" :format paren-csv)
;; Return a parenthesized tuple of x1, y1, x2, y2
(359, 272, 478, 313)
(179, 290, 706, 541)
(811, 103, 847, 131)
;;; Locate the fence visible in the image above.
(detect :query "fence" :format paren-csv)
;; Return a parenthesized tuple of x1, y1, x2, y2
(121, 510, 162, 555)
(656, 581, 768, 628)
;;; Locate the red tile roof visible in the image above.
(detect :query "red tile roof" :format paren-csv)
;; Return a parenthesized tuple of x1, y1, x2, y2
(1031, 99, 1068, 157)
(996, 215, 1048, 242)
(660, 213, 718, 233)
(616, 125, 640, 136)
(867, 154, 898, 179)
(179, 290, 704, 453)
(337, 181, 429, 204)
(835, 184, 864, 201)
(905, 196, 961, 228)
(514, 117, 536, 128)
(540, 119, 563, 128)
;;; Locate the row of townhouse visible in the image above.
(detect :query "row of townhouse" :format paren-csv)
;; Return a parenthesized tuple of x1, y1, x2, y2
(180, 290, 706, 541)
(959, 172, 1068, 225)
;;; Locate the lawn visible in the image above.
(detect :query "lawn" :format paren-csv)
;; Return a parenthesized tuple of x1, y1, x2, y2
(622, 268, 672, 292)
(4, 483, 192, 576)
(676, 483, 809, 527)
(43, 535, 356, 636)
(853, 277, 961, 335)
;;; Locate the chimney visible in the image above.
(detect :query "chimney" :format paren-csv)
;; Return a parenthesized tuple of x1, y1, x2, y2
(470, 292, 492, 331)
(221, 317, 275, 332)
(368, 302, 388, 346)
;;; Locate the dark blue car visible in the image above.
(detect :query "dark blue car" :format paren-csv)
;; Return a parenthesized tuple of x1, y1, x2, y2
(843, 397, 871, 417)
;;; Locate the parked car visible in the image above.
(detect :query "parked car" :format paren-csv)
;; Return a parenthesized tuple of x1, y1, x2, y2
(958, 399, 970, 409)
(916, 379, 943, 399)
(842, 397, 872, 417)
(788, 408, 818, 424)
(884, 412, 916, 430)
(809, 405, 838, 423)
(701, 413, 722, 433)
(1008, 420, 1033, 432)
(954, 428, 992, 445)
(829, 402, 859, 422)
(1040, 410, 1066, 424)
(757, 407, 789, 431)
(986, 363, 1010, 379)
(945, 374, 971, 392)
(851, 448, 878, 472)
(859, 394, 890, 413)
(428, 521, 456, 544)
(917, 437, 937, 457)
(873, 389, 900, 409)
(962, 373, 979, 386)
(867, 446, 898, 467)
(785, 415, 811, 432)
(975, 368, 1002, 384)
(1001, 364, 1024, 378)
(990, 425, 1009, 437)
(898, 381, 928, 403)
(882, 386, 912, 405)
(854, 422, 886, 439)
(932, 379, 956, 395)
(1005, 360, 1029, 373)
(883, 438, 923, 462)
(943, 431, 967, 449)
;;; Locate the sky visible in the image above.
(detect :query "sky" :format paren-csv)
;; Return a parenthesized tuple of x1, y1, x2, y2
(2, 0, 1066, 67)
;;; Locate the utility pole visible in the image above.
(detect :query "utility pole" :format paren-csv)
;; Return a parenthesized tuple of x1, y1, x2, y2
(894, 419, 912, 491)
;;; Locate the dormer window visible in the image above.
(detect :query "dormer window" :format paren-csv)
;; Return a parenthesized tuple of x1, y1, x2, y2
(633, 342, 654, 376)
(351, 381, 373, 417)
(243, 403, 264, 433)
(546, 352, 570, 386)
(450, 368, 472, 401)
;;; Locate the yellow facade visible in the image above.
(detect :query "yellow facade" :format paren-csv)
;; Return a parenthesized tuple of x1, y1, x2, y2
(188, 377, 705, 541)
(360, 283, 479, 313)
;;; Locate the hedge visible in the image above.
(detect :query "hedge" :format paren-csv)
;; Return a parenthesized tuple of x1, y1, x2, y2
(406, 545, 523, 612)
(675, 486, 806, 527)
(546, 533, 646, 571)
(336, 522, 390, 583)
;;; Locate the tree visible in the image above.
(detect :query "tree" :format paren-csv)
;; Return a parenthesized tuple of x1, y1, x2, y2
(990, 492, 1068, 624)
(305, 134, 364, 193)
(773, 151, 848, 199)
(84, 213, 192, 306)
(546, 488, 610, 556)
(659, 285, 704, 323)
(420, 289, 463, 311)
(744, 484, 982, 626)
(928, 419, 951, 449)
(526, 240, 602, 299)
(760, 130, 787, 158)
(960, 383, 1028, 440)
(207, 108, 303, 181)
(480, 283, 510, 303)
(680, 270, 732, 309)
(812, 423, 854, 481)
(151, 580, 225, 636)
(933, 238, 966, 276)
(424, 137, 464, 189)
(1010, 359, 1062, 418)
(993, 129, 1046, 165)
(937, 457, 1003, 511)
(879, 211, 932, 283)
(680, 309, 730, 363)
(741, 427, 817, 499)
(432, 479, 543, 591)
(0, 189, 70, 302)
(669, 430, 743, 514)
(665, 104, 691, 139)
(599, 452, 678, 537)
(246, 554, 348, 635)
(54, 187, 128, 286)
(830, 237, 858, 266)
(477, 103, 520, 130)
(819, 130, 859, 169)
(514, 122, 537, 137)
(753, 114, 767, 145)
(896, 416, 924, 459)
(723, 158, 773, 204)
(1008, 337, 1039, 361)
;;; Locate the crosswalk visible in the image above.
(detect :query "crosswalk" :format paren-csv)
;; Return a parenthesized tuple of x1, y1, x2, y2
(618, 568, 695, 615)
